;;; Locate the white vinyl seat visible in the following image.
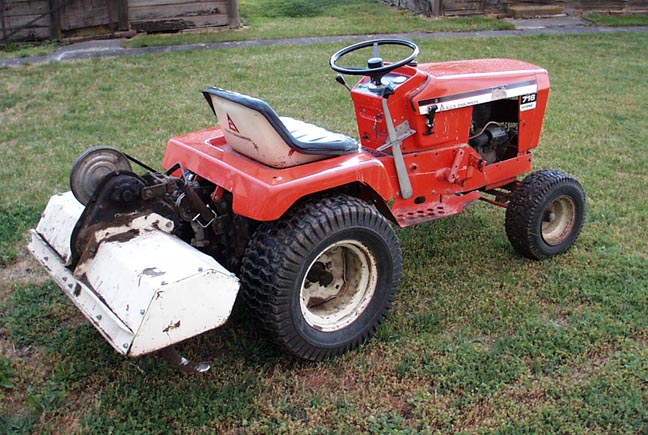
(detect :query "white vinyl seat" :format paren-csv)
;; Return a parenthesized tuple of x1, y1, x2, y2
(203, 87, 359, 168)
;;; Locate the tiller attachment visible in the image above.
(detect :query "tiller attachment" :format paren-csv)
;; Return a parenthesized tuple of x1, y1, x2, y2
(28, 148, 239, 371)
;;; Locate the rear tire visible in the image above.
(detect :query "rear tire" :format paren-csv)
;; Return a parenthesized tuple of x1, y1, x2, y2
(240, 194, 402, 361)
(505, 169, 586, 260)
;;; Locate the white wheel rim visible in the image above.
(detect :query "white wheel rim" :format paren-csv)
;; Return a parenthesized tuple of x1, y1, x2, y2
(300, 240, 378, 332)
(542, 195, 577, 246)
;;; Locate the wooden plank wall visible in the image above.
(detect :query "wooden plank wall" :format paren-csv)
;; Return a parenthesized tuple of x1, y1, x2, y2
(129, 0, 228, 32)
(443, 0, 493, 16)
(383, 0, 645, 16)
(1, 0, 231, 42)
(569, 1, 647, 12)
(0, 0, 52, 41)
(443, 0, 568, 16)
(61, 0, 113, 30)
(451, 0, 648, 16)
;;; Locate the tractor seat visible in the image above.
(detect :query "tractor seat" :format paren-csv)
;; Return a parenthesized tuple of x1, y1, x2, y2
(203, 87, 359, 168)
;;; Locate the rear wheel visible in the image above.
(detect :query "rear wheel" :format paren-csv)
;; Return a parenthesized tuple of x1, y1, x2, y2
(505, 169, 586, 260)
(240, 194, 402, 360)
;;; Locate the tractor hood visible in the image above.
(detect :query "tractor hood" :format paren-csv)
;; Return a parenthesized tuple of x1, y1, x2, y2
(414, 58, 549, 114)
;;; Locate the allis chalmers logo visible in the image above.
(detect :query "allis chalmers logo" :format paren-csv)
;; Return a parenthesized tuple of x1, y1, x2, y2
(226, 114, 240, 133)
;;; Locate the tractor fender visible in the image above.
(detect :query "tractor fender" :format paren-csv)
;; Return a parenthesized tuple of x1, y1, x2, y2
(163, 128, 398, 222)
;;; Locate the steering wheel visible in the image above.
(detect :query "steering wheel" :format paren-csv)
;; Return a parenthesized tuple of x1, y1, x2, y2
(330, 39, 420, 86)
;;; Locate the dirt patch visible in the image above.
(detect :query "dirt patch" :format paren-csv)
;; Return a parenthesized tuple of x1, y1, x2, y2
(0, 252, 49, 304)
(0, 253, 48, 284)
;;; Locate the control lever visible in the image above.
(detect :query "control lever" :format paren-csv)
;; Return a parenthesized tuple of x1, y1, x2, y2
(423, 104, 438, 136)
(335, 74, 352, 92)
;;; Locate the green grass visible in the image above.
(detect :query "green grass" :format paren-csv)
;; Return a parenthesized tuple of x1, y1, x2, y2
(125, 0, 513, 48)
(584, 13, 648, 27)
(1, 32, 647, 434)
(0, 42, 61, 60)
(0, 205, 40, 266)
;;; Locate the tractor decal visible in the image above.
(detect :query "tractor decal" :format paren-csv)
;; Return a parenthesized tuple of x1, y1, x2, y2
(226, 113, 240, 133)
(520, 93, 538, 111)
(417, 79, 538, 114)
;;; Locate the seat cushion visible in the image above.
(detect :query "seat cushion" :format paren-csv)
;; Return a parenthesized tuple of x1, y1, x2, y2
(279, 117, 358, 153)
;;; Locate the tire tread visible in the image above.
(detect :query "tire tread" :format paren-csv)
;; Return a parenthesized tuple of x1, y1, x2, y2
(505, 169, 585, 260)
(240, 194, 402, 360)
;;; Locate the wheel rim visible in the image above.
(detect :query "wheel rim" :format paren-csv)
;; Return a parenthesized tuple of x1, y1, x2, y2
(300, 240, 378, 332)
(541, 195, 577, 246)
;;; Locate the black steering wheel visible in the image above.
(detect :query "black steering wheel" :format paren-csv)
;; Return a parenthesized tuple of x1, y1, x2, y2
(330, 39, 420, 85)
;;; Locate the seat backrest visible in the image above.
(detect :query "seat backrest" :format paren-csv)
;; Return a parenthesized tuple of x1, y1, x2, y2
(203, 88, 328, 168)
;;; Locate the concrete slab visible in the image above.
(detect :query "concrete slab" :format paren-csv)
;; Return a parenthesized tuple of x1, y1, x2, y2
(51, 39, 127, 62)
(506, 16, 592, 30)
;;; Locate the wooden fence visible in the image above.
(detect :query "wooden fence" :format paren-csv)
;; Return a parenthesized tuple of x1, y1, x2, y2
(383, 0, 648, 16)
(0, 0, 240, 43)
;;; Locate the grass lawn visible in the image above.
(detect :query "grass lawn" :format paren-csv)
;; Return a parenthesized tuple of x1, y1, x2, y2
(0, 42, 62, 60)
(584, 13, 648, 27)
(1, 32, 647, 434)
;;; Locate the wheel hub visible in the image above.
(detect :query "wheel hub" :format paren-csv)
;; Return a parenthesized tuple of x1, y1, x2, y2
(300, 240, 378, 332)
(542, 195, 577, 246)
(306, 261, 335, 287)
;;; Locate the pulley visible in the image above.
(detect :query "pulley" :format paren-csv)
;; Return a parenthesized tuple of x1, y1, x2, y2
(70, 146, 132, 205)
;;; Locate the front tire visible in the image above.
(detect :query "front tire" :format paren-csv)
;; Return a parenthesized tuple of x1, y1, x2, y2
(240, 194, 402, 361)
(505, 169, 586, 260)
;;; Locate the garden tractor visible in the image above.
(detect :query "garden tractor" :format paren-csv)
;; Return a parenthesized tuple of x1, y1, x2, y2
(28, 39, 585, 372)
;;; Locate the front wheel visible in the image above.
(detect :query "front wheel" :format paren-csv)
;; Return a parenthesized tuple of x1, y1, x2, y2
(505, 169, 586, 260)
(240, 194, 402, 361)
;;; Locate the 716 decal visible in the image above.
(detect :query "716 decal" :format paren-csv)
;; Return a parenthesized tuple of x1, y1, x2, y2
(520, 93, 537, 112)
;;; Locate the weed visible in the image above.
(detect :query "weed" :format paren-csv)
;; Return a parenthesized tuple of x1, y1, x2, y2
(0, 356, 14, 392)
(0, 412, 40, 435)
(26, 380, 69, 414)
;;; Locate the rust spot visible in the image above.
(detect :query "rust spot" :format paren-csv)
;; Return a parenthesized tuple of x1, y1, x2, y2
(162, 320, 181, 333)
(306, 296, 334, 308)
(104, 228, 141, 244)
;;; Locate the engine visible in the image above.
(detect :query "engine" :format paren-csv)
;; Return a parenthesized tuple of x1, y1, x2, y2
(469, 101, 519, 164)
